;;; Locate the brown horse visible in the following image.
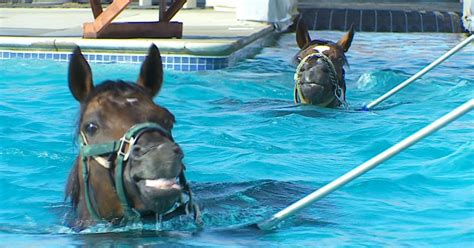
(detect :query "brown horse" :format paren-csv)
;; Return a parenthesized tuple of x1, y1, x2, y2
(65, 45, 201, 230)
(293, 20, 354, 108)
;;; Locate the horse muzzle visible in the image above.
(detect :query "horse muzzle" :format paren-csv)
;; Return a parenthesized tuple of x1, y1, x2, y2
(298, 82, 335, 107)
(128, 138, 186, 214)
(130, 141, 184, 180)
(135, 178, 183, 214)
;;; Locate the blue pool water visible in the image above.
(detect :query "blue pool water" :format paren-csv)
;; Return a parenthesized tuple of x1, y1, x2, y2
(0, 32, 473, 247)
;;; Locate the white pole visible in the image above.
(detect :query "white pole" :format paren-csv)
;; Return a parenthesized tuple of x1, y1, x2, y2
(363, 35, 473, 111)
(258, 99, 473, 230)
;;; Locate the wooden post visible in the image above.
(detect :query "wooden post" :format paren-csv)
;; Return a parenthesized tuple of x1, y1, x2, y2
(165, 0, 187, 21)
(89, 0, 103, 19)
(159, 0, 166, 21)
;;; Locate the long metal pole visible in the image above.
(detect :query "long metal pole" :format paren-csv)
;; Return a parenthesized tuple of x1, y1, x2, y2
(363, 35, 473, 111)
(258, 99, 473, 230)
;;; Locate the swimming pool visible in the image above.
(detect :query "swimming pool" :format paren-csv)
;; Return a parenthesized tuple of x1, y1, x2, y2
(0, 32, 472, 246)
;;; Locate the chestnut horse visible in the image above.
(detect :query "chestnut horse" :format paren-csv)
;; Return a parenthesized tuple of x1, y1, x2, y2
(293, 20, 354, 108)
(65, 45, 201, 230)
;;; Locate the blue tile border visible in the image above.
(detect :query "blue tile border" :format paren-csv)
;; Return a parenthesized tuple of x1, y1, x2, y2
(0, 50, 230, 71)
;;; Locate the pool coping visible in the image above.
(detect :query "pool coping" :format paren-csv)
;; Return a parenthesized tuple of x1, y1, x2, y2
(0, 25, 276, 71)
(0, 25, 274, 56)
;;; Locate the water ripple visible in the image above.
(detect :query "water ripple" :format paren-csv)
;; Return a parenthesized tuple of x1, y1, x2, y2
(0, 32, 472, 246)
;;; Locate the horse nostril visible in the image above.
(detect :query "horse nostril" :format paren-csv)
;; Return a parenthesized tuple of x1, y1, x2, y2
(173, 147, 183, 158)
(132, 145, 144, 157)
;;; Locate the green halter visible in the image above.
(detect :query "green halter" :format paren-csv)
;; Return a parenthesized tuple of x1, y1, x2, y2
(79, 122, 198, 224)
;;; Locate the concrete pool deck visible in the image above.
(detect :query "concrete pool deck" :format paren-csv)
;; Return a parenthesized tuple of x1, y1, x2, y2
(0, 7, 275, 56)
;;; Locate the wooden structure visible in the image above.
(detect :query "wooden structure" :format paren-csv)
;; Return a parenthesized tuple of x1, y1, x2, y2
(83, 0, 186, 38)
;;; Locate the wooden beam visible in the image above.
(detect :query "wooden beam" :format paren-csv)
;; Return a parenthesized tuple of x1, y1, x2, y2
(90, 0, 132, 34)
(83, 22, 183, 39)
(89, 0, 103, 19)
(159, 0, 166, 22)
(83, 0, 185, 39)
(164, 0, 186, 22)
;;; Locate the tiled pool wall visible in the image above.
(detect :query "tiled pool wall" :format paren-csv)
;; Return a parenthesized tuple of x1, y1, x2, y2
(299, 8, 464, 33)
(0, 50, 229, 71)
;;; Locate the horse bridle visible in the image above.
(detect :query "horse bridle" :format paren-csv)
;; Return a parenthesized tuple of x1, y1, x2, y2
(79, 122, 202, 226)
(294, 51, 347, 108)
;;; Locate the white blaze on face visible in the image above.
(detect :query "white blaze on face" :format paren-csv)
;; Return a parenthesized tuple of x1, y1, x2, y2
(126, 98, 138, 104)
(313, 45, 331, 53)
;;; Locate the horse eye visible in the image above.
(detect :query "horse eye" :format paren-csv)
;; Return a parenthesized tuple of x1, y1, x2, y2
(84, 122, 99, 136)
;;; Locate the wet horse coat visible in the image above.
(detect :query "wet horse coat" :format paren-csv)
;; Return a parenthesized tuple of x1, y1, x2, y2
(65, 45, 200, 230)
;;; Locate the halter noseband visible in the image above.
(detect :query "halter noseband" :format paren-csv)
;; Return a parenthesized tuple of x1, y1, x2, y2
(79, 122, 202, 226)
(294, 51, 347, 108)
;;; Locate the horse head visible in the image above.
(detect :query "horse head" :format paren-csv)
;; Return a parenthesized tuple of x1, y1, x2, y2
(65, 45, 200, 230)
(293, 20, 354, 107)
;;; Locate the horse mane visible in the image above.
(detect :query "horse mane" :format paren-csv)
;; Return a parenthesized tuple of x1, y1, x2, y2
(65, 80, 175, 211)
(65, 158, 80, 210)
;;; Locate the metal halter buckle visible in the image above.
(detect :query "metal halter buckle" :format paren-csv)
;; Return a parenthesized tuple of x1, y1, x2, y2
(335, 87, 343, 99)
(118, 136, 135, 161)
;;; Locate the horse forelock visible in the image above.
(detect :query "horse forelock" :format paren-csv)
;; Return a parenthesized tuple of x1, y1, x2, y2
(300, 39, 349, 67)
(79, 80, 149, 116)
(74, 80, 175, 136)
(303, 39, 333, 49)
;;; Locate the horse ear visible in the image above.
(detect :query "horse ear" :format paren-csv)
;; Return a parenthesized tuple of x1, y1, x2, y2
(296, 18, 311, 49)
(337, 24, 355, 52)
(68, 46, 94, 102)
(137, 44, 163, 97)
